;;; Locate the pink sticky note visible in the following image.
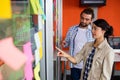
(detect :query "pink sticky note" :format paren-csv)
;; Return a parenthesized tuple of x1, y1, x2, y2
(23, 42, 34, 80)
(0, 37, 27, 70)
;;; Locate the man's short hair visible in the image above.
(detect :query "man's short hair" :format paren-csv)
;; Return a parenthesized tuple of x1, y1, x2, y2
(80, 8, 94, 19)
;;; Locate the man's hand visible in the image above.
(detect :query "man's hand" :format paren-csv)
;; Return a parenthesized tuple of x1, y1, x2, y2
(62, 40, 66, 47)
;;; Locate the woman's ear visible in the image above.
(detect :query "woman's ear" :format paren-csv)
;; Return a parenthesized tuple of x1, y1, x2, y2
(102, 30, 106, 35)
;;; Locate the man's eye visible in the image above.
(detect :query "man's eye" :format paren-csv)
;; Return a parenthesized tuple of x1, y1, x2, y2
(86, 19, 89, 21)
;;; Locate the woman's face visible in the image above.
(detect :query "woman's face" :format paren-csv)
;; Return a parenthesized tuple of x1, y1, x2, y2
(92, 23, 105, 39)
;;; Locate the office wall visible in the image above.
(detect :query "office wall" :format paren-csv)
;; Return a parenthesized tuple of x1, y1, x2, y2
(63, 0, 120, 38)
(98, 0, 120, 36)
(63, 0, 83, 38)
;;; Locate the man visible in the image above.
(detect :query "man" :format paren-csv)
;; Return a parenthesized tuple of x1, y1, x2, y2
(62, 8, 94, 80)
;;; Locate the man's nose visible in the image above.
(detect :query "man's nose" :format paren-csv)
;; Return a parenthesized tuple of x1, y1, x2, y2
(83, 19, 87, 23)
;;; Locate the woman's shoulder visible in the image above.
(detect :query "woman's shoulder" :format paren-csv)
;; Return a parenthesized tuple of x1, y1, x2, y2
(106, 44, 114, 52)
(102, 42, 114, 56)
(84, 41, 94, 48)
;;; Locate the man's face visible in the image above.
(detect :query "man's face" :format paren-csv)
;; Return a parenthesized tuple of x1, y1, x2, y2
(80, 13, 92, 28)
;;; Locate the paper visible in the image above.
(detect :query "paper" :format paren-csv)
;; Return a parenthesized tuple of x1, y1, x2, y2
(30, 0, 38, 14)
(38, 0, 46, 20)
(34, 32, 43, 59)
(34, 62, 41, 80)
(30, 0, 46, 20)
(0, 37, 27, 70)
(36, 0, 44, 14)
(39, 47, 43, 59)
(38, 31, 42, 43)
(35, 49, 40, 65)
(38, 31, 43, 59)
(0, 0, 12, 19)
(34, 33, 40, 48)
(30, 0, 43, 14)
(38, 15, 43, 30)
(23, 42, 34, 62)
(23, 42, 34, 80)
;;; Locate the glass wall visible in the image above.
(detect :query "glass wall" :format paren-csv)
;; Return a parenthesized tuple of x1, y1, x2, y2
(0, 0, 56, 80)
(0, 0, 32, 80)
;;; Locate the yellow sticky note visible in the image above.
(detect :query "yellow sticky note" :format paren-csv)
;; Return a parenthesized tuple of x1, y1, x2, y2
(36, 0, 44, 14)
(0, 0, 12, 19)
(34, 31, 43, 59)
(38, 31, 42, 43)
(30, 0, 45, 15)
(34, 62, 41, 80)
(39, 47, 43, 59)
(30, 0, 38, 14)
(38, 31, 43, 59)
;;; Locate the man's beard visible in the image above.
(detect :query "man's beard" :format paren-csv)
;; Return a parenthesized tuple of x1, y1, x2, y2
(80, 22, 89, 27)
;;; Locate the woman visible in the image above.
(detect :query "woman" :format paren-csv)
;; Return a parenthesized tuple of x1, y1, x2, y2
(56, 19, 114, 80)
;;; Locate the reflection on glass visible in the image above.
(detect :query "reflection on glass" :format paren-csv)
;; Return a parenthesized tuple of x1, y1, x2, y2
(0, 1, 32, 80)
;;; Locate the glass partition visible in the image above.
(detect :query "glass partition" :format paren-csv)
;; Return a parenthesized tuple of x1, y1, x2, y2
(0, 1, 31, 80)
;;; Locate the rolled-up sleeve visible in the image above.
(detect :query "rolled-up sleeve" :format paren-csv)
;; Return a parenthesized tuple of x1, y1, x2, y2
(64, 28, 72, 47)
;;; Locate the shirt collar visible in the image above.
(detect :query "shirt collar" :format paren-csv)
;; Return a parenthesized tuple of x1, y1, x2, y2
(87, 24, 92, 30)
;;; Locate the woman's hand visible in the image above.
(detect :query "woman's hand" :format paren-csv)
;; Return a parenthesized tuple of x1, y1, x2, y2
(56, 47, 77, 64)
(55, 47, 69, 58)
(62, 40, 66, 47)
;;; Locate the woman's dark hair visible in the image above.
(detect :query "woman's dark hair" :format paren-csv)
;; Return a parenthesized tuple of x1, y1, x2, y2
(80, 7, 94, 19)
(93, 19, 113, 40)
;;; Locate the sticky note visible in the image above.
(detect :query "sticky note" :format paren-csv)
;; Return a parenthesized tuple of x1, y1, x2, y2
(39, 47, 43, 59)
(38, 15, 43, 30)
(30, 0, 38, 14)
(34, 49, 40, 65)
(34, 33, 40, 48)
(30, 0, 46, 21)
(23, 42, 34, 80)
(34, 32, 43, 59)
(34, 62, 41, 80)
(23, 42, 34, 62)
(0, 37, 27, 70)
(0, 0, 12, 19)
(38, 31, 43, 59)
